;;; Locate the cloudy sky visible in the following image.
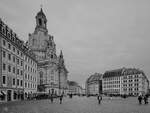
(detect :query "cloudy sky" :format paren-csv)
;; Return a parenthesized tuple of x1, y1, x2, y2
(1, 0, 150, 87)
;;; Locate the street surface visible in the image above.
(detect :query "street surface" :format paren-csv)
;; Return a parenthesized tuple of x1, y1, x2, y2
(0, 96, 150, 113)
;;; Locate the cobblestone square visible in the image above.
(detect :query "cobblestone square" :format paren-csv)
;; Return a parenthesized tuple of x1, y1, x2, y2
(0, 96, 150, 113)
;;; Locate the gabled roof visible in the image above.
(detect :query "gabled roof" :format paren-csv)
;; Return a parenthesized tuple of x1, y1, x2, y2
(87, 73, 102, 83)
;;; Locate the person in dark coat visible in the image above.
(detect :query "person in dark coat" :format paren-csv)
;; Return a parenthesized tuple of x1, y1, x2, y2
(97, 94, 102, 104)
(59, 95, 63, 104)
(143, 94, 149, 104)
(50, 94, 53, 103)
(138, 94, 142, 104)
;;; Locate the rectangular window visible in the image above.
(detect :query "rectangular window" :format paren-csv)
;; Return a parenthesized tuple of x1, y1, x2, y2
(17, 79, 19, 86)
(17, 58, 19, 65)
(17, 50, 19, 55)
(2, 76, 6, 84)
(21, 61, 23, 66)
(3, 63, 6, 70)
(13, 78, 15, 85)
(17, 69, 19, 75)
(13, 67, 15, 74)
(8, 53, 11, 60)
(21, 52, 23, 57)
(3, 51, 6, 58)
(8, 43, 11, 50)
(13, 56, 15, 63)
(8, 65, 11, 72)
(13, 47, 15, 52)
(25, 82, 27, 88)
(20, 80, 23, 86)
(20, 70, 23, 76)
(3, 40, 6, 46)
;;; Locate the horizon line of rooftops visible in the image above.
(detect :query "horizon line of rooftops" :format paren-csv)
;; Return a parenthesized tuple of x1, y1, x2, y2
(87, 67, 148, 81)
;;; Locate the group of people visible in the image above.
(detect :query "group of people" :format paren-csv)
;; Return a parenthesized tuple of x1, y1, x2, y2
(138, 94, 149, 104)
(50, 94, 63, 104)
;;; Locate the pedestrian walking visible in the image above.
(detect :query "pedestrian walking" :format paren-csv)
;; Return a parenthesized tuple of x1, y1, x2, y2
(50, 94, 53, 103)
(97, 94, 102, 104)
(138, 94, 142, 104)
(59, 94, 63, 104)
(143, 94, 149, 104)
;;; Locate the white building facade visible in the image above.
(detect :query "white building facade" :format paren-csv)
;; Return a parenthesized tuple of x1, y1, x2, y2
(0, 18, 38, 102)
(103, 68, 149, 96)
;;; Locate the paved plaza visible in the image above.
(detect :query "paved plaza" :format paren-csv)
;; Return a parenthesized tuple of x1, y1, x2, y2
(0, 96, 150, 113)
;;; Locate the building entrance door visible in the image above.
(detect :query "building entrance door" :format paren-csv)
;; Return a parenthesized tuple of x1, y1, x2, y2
(7, 90, 12, 101)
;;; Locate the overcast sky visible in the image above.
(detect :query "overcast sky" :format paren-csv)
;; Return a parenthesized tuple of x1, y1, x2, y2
(1, 0, 150, 87)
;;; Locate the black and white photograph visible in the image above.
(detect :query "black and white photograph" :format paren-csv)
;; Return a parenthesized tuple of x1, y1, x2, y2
(0, 0, 150, 113)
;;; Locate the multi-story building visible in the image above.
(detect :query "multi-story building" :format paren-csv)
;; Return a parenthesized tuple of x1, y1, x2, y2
(0, 18, 38, 102)
(86, 73, 103, 96)
(103, 68, 123, 95)
(23, 49, 37, 99)
(103, 68, 149, 96)
(121, 68, 149, 96)
(26, 8, 68, 95)
(67, 81, 83, 95)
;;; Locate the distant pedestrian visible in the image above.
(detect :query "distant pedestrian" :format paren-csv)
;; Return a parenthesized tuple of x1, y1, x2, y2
(143, 94, 148, 104)
(138, 94, 142, 104)
(59, 95, 63, 104)
(97, 94, 102, 104)
(50, 94, 53, 103)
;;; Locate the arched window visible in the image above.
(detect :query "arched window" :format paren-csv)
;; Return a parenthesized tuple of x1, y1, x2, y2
(39, 19, 42, 26)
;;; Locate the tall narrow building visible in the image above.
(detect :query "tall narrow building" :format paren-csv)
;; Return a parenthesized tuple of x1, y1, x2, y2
(27, 8, 68, 95)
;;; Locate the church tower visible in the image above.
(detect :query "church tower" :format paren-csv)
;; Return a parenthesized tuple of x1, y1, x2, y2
(27, 8, 68, 95)
(35, 8, 48, 34)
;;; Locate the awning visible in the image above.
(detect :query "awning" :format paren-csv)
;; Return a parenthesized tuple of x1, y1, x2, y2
(1, 91, 6, 95)
(0, 91, 3, 96)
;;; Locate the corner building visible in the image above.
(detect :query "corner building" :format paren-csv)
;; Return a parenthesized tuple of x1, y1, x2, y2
(0, 18, 38, 102)
(27, 8, 68, 95)
(86, 73, 103, 96)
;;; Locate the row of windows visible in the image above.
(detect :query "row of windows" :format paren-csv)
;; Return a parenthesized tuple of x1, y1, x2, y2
(123, 83, 139, 87)
(103, 81, 120, 84)
(24, 73, 36, 82)
(2, 76, 23, 87)
(123, 88, 139, 91)
(24, 82, 37, 89)
(25, 56, 36, 67)
(104, 77, 120, 81)
(25, 64, 36, 74)
(123, 79, 139, 83)
(123, 75, 139, 79)
(103, 85, 120, 88)
(3, 39, 23, 57)
(2, 63, 23, 75)
(2, 50, 23, 66)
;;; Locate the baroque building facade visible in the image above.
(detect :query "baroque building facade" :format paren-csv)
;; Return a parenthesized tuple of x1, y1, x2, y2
(26, 8, 68, 95)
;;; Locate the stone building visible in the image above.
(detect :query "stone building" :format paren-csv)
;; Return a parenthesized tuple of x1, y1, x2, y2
(26, 8, 68, 95)
(121, 68, 149, 96)
(0, 18, 38, 102)
(103, 68, 149, 96)
(86, 73, 103, 96)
